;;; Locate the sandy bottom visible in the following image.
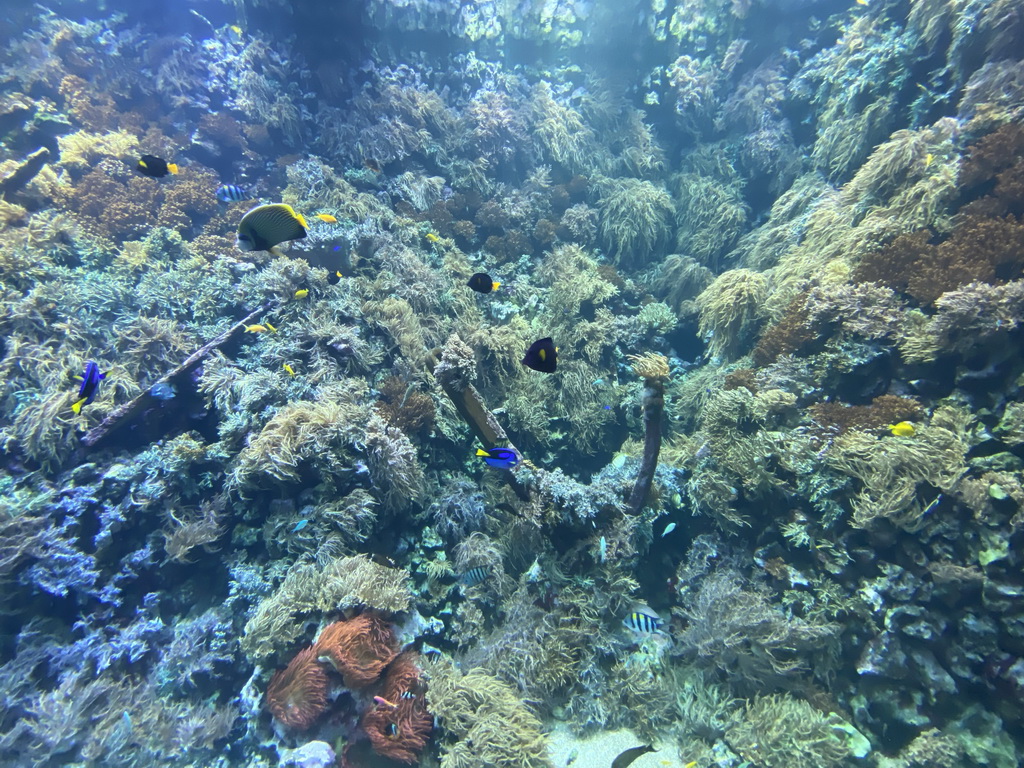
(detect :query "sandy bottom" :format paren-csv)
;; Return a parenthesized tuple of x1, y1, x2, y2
(547, 725, 689, 768)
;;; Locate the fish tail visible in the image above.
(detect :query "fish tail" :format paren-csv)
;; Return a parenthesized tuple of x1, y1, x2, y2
(167, 163, 179, 174)
(71, 398, 86, 414)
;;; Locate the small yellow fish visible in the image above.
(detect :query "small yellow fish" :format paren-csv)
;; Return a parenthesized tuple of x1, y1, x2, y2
(924, 153, 934, 168)
(246, 322, 278, 334)
(294, 288, 309, 299)
(684, 762, 698, 768)
(229, 24, 243, 36)
(855, 0, 868, 5)
(314, 213, 337, 223)
(889, 421, 915, 437)
(425, 232, 441, 243)
(283, 363, 295, 376)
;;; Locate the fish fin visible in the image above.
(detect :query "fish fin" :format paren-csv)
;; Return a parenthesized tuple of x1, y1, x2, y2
(167, 163, 179, 174)
(98, 371, 106, 380)
(71, 398, 86, 414)
(269, 245, 285, 258)
(492, 282, 501, 291)
(475, 448, 489, 457)
(265, 322, 278, 333)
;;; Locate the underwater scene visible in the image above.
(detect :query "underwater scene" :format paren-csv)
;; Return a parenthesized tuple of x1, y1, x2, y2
(1, 0, 1023, 766)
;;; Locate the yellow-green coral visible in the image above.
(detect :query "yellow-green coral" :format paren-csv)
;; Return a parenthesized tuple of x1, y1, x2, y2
(696, 268, 769, 360)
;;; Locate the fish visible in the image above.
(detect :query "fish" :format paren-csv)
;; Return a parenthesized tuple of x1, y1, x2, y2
(71, 361, 105, 413)
(373, 696, 398, 709)
(399, 691, 416, 700)
(314, 213, 338, 223)
(476, 447, 519, 469)
(567, 747, 579, 766)
(425, 232, 441, 243)
(370, 553, 398, 569)
(684, 762, 698, 768)
(611, 745, 657, 768)
(385, 722, 400, 738)
(661, 522, 677, 537)
(889, 421, 915, 437)
(598, 535, 607, 564)
(855, 0, 868, 5)
(623, 608, 663, 634)
(293, 288, 309, 299)
(245, 322, 277, 333)
(923, 494, 942, 515)
(364, 158, 381, 173)
(522, 337, 557, 373)
(467, 272, 500, 294)
(149, 381, 176, 400)
(924, 153, 934, 168)
(215, 184, 250, 203)
(229, 24, 243, 37)
(283, 363, 296, 376)
(292, 519, 310, 532)
(327, 270, 343, 285)
(460, 566, 489, 587)
(136, 154, 178, 178)
(236, 203, 307, 255)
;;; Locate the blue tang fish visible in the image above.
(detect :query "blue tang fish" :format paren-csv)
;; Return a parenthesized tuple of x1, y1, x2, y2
(72, 361, 105, 414)
(476, 447, 519, 469)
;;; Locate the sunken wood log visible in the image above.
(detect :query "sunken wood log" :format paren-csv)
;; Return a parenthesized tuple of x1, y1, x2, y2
(627, 377, 665, 515)
(0, 147, 49, 200)
(81, 304, 270, 447)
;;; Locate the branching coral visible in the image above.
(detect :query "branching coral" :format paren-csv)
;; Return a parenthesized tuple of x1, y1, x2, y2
(696, 268, 769, 360)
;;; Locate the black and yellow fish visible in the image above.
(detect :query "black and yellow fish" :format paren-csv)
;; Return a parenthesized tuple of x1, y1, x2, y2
(327, 270, 343, 285)
(136, 154, 178, 178)
(467, 272, 500, 294)
(71, 361, 105, 414)
(235, 203, 307, 256)
(522, 337, 557, 373)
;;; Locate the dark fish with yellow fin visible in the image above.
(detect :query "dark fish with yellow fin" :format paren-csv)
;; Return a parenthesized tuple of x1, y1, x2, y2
(136, 154, 178, 178)
(467, 272, 500, 294)
(235, 203, 307, 256)
(611, 745, 657, 768)
(522, 337, 557, 373)
(327, 270, 343, 285)
(71, 361, 105, 414)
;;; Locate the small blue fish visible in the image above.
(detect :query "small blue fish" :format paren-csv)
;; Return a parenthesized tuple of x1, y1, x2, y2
(476, 447, 519, 469)
(623, 609, 663, 634)
(215, 184, 251, 203)
(460, 566, 488, 587)
(149, 381, 176, 400)
(661, 522, 677, 537)
(72, 361, 105, 414)
(292, 519, 310, 533)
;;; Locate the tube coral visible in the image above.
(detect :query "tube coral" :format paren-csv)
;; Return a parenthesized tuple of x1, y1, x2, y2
(314, 614, 397, 688)
(265, 646, 329, 730)
(362, 652, 433, 764)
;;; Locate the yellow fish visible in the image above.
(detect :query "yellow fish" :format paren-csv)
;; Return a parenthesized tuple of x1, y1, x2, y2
(889, 421, 915, 437)
(684, 762, 698, 768)
(245, 322, 278, 334)
(924, 153, 934, 168)
(425, 232, 441, 243)
(283, 363, 295, 376)
(229, 24, 243, 36)
(855, 0, 868, 5)
(294, 288, 309, 299)
(315, 213, 338, 223)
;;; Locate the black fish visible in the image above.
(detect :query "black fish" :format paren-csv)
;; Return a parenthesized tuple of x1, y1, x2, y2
(522, 337, 557, 373)
(467, 272, 500, 294)
(136, 154, 178, 178)
(611, 745, 657, 768)
(327, 270, 343, 285)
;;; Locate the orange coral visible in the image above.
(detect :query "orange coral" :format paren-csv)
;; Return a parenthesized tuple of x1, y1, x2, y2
(314, 614, 398, 689)
(362, 652, 432, 764)
(265, 646, 330, 730)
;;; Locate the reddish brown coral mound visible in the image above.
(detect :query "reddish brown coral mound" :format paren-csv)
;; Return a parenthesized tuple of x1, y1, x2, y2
(314, 614, 398, 689)
(265, 646, 329, 730)
(362, 652, 433, 764)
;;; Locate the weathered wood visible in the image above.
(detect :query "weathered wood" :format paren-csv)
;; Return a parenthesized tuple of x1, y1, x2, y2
(81, 304, 270, 447)
(0, 147, 49, 200)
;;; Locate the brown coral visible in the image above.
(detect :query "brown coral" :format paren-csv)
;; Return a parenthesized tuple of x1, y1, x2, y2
(751, 292, 822, 366)
(362, 652, 433, 764)
(808, 395, 923, 436)
(314, 614, 398, 689)
(374, 376, 435, 438)
(265, 646, 329, 730)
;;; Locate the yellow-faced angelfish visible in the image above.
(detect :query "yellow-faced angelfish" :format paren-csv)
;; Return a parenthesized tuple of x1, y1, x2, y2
(236, 203, 307, 256)
(522, 337, 557, 373)
(136, 154, 178, 178)
(315, 213, 338, 223)
(467, 272, 500, 294)
(889, 421, 916, 437)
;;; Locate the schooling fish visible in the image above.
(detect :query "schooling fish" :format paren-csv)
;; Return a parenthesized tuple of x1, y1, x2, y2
(461, 567, 489, 586)
(236, 203, 307, 256)
(467, 272, 500, 294)
(216, 184, 250, 203)
(522, 337, 557, 373)
(611, 745, 657, 768)
(71, 361, 105, 414)
(623, 608, 663, 634)
(476, 447, 519, 469)
(136, 154, 178, 178)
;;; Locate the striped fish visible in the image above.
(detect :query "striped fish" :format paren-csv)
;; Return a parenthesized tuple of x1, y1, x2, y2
(460, 566, 488, 587)
(623, 610, 663, 634)
(216, 184, 250, 203)
(399, 690, 416, 700)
